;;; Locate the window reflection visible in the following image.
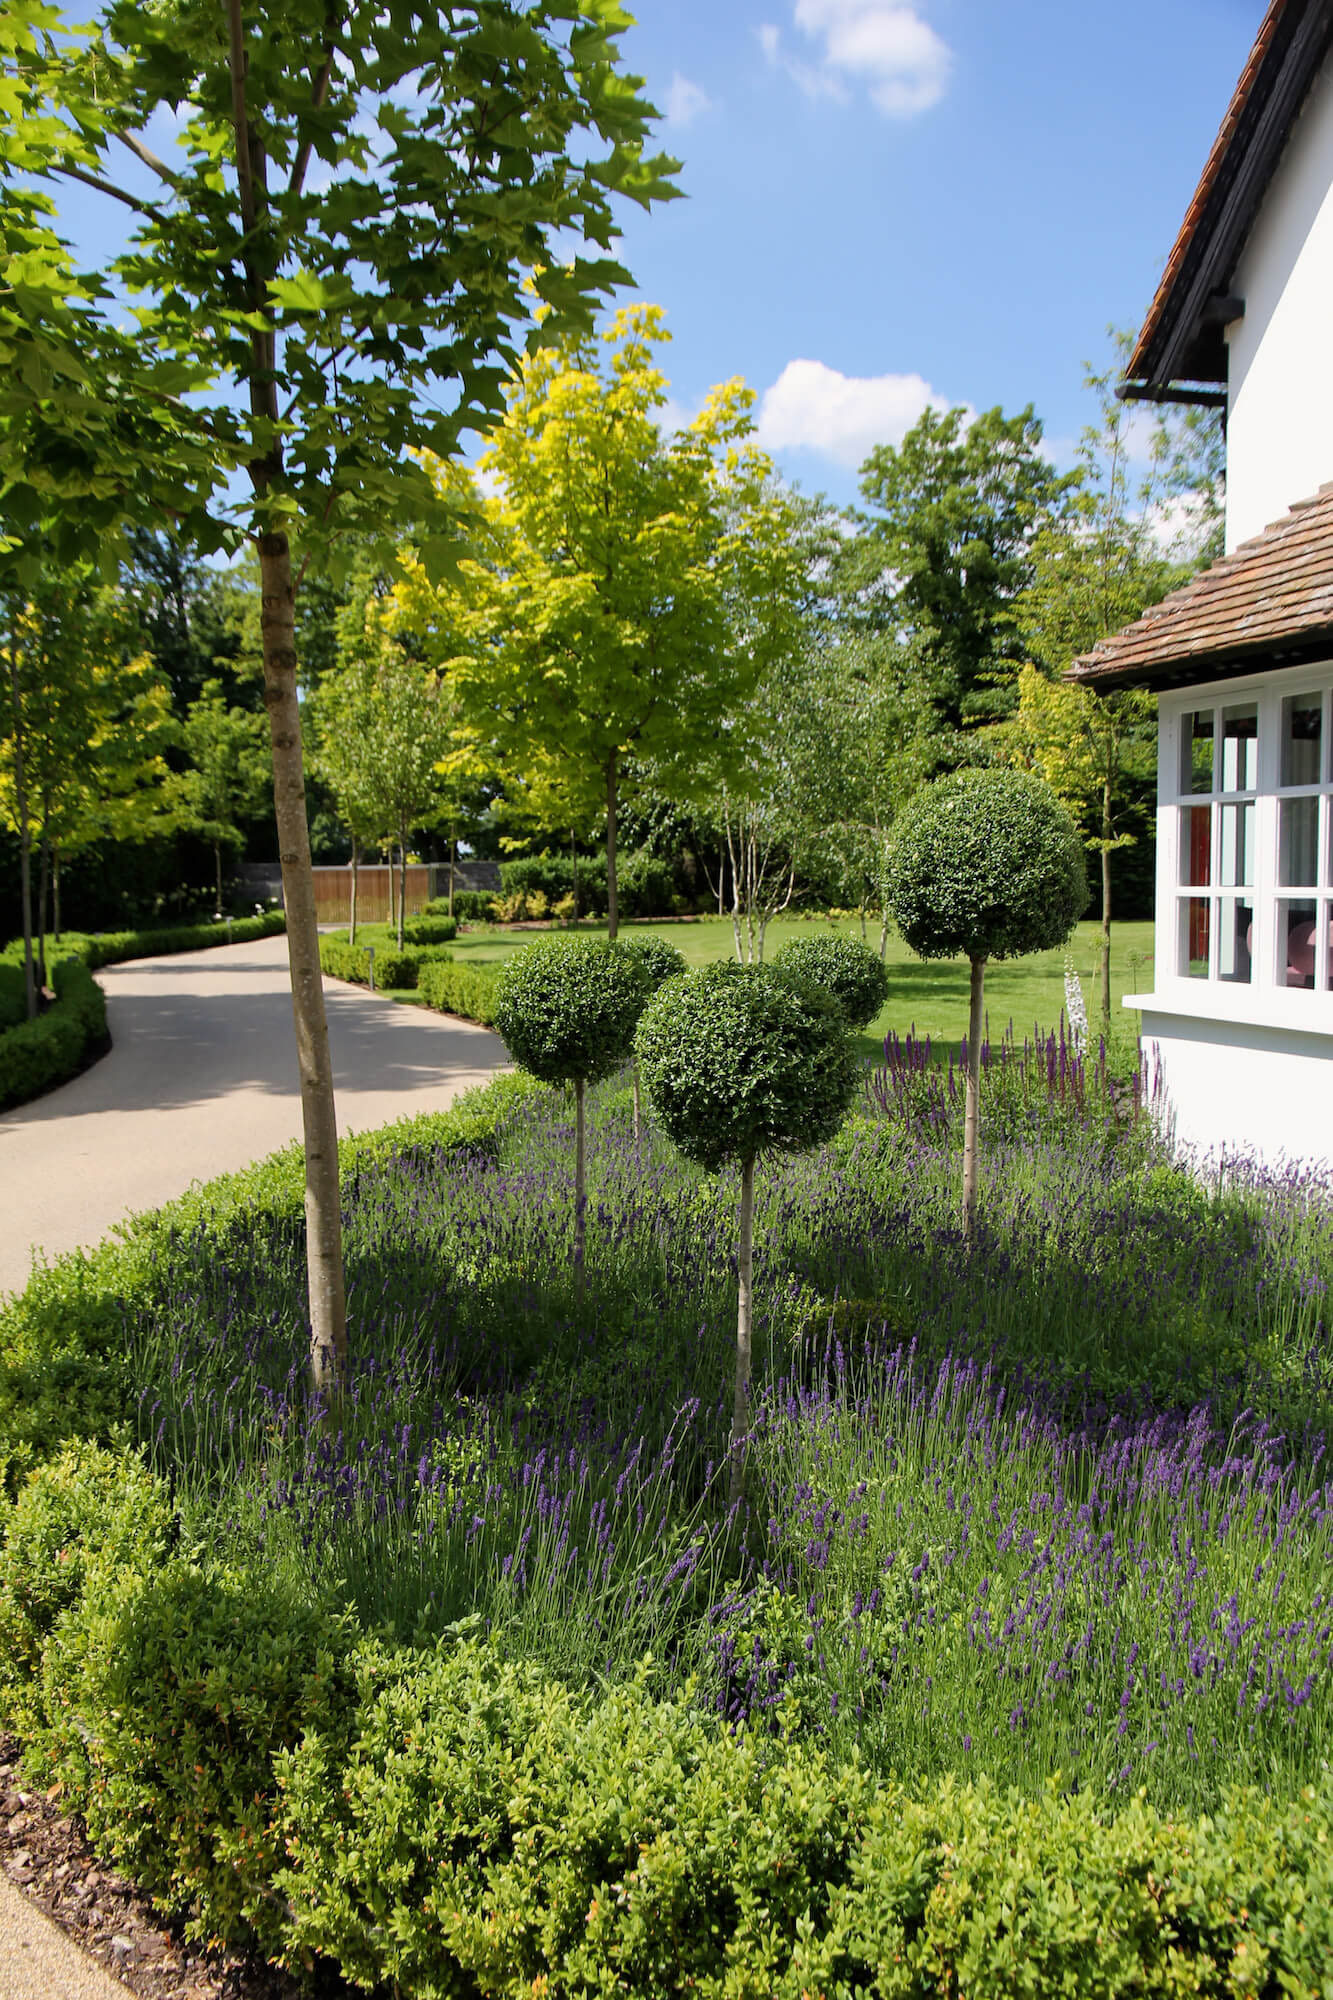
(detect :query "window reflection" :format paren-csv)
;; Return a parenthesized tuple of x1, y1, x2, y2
(1182, 804, 1211, 885)
(1181, 711, 1214, 795)
(1280, 796, 1319, 887)
(1218, 802, 1254, 886)
(1181, 897, 1211, 978)
(1282, 899, 1319, 989)
(1221, 704, 1258, 791)
(1219, 900, 1254, 984)
(1282, 695, 1322, 787)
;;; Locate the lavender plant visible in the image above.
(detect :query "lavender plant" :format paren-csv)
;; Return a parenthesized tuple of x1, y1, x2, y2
(109, 1034, 1333, 1813)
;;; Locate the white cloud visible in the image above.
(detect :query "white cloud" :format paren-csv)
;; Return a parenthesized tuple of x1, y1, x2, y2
(762, 1, 951, 119)
(755, 358, 947, 468)
(664, 73, 713, 129)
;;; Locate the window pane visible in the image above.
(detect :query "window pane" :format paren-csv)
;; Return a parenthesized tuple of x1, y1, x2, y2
(1281, 899, 1319, 989)
(1279, 796, 1319, 887)
(1219, 899, 1254, 984)
(1221, 704, 1259, 791)
(1181, 804, 1212, 885)
(1181, 711, 1214, 794)
(1282, 695, 1322, 787)
(1180, 897, 1211, 978)
(1218, 802, 1254, 886)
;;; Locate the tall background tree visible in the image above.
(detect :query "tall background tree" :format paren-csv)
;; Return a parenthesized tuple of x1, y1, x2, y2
(403, 306, 801, 938)
(5, 0, 676, 1397)
(998, 341, 1225, 1018)
(170, 680, 269, 918)
(848, 404, 1078, 732)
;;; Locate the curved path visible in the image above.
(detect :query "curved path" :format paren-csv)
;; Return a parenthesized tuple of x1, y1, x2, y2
(0, 931, 506, 1302)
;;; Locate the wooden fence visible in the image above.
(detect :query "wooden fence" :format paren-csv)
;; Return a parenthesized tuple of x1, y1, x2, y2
(312, 865, 437, 926)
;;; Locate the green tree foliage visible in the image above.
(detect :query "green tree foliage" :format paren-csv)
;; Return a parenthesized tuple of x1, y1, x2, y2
(170, 681, 269, 916)
(636, 962, 858, 1496)
(1, 568, 175, 1007)
(3, 0, 677, 1398)
(773, 934, 890, 1031)
(1001, 340, 1224, 1022)
(493, 937, 650, 1292)
(403, 306, 804, 938)
(851, 405, 1077, 730)
(885, 769, 1087, 1241)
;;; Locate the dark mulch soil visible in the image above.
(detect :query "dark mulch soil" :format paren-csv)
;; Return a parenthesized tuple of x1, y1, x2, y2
(0, 1737, 353, 2000)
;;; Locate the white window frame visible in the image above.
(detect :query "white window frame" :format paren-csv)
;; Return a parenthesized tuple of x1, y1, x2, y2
(1143, 658, 1333, 1034)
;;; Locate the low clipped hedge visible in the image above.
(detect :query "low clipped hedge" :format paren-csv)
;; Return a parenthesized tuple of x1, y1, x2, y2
(403, 915, 458, 946)
(3, 1447, 1333, 1993)
(3, 1071, 1333, 1990)
(417, 955, 503, 1027)
(318, 933, 457, 991)
(0, 959, 109, 1113)
(0, 962, 26, 1033)
(1, 910, 287, 974)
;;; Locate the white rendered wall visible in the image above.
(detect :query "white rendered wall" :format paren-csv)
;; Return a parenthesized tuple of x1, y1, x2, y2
(1141, 1009, 1333, 1171)
(1225, 55, 1333, 552)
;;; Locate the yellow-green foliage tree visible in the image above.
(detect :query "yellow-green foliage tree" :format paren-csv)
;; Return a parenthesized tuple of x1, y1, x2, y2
(400, 307, 803, 937)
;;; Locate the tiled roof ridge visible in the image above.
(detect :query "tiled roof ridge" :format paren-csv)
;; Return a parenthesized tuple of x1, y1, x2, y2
(1127, 0, 1290, 383)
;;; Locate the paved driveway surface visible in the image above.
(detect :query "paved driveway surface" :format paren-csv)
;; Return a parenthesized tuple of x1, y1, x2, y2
(0, 931, 506, 1300)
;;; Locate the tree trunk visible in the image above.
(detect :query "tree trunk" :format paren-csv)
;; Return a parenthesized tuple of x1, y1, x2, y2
(730, 1153, 756, 1508)
(605, 753, 619, 941)
(214, 839, 223, 920)
(573, 1073, 587, 1303)
(397, 824, 407, 950)
(36, 828, 49, 990)
(6, 635, 36, 1021)
(963, 956, 986, 1247)
(257, 529, 347, 1404)
(349, 838, 359, 944)
(447, 829, 456, 919)
(52, 846, 61, 943)
(1100, 774, 1113, 1031)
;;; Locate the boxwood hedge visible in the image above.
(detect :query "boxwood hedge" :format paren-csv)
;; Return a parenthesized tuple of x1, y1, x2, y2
(0, 959, 109, 1113)
(3, 1073, 1333, 1993)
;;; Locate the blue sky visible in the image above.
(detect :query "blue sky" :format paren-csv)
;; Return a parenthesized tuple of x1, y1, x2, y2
(47, 0, 1262, 510)
(604, 0, 1262, 503)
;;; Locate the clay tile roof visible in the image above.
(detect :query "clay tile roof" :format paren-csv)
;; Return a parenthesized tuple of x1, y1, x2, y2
(1068, 484, 1333, 690)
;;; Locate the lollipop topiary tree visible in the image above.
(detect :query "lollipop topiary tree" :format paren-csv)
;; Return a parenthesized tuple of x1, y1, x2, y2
(620, 935, 688, 1138)
(493, 938, 651, 1296)
(884, 767, 1087, 1243)
(773, 935, 891, 1032)
(636, 962, 859, 1500)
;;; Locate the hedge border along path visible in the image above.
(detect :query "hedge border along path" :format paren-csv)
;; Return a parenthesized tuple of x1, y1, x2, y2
(0, 915, 287, 1115)
(2, 1072, 1333, 1997)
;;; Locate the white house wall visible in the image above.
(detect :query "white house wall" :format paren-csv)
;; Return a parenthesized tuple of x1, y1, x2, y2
(1225, 52, 1333, 551)
(1140, 1009, 1333, 1173)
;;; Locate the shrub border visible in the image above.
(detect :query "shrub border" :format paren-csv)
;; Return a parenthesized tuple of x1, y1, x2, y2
(2, 1072, 1333, 1995)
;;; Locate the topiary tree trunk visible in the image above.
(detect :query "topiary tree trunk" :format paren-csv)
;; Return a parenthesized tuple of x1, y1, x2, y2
(574, 1074, 587, 1303)
(731, 1153, 756, 1507)
(963, 955, 986, 1246)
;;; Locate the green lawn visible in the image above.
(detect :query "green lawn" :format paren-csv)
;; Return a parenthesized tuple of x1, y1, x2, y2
(431, 913, 1155, 1058)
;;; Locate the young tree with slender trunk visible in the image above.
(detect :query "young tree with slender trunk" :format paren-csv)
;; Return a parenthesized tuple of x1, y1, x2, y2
(884, 769, 1087, 1244)
(5, 0, 675, 1401)
(171, 680, 269, 917)
(636, 962, 858, 1505)
(492, 938, 650, 1300)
